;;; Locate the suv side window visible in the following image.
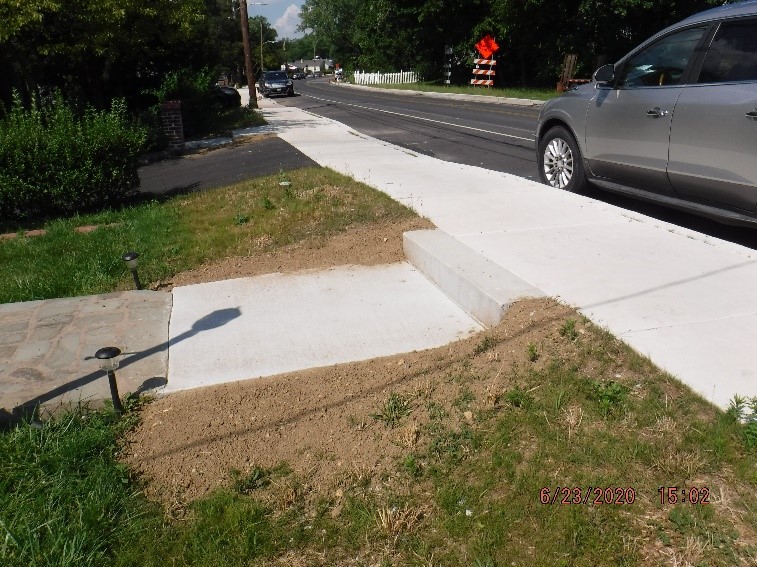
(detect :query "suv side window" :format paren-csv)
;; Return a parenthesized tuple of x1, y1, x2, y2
(698, 20, 757, 83)
(617, 27, 706, 88)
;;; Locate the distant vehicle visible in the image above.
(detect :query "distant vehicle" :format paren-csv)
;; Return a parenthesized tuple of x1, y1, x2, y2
(258, 71, 294, 97)
(291, 72, 306, 80)
(536, 1, 757, 227)
(212, 86, 241, 109)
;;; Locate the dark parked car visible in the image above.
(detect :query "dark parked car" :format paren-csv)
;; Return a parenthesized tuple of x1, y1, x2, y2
(291, 72, 306, 80)
(536, 1, 757, 226)
(258, 71, 294, 97)
(213, 86, 241, 109)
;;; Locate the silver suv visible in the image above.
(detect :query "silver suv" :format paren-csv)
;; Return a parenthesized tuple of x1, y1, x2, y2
(536, 1, 757, 226)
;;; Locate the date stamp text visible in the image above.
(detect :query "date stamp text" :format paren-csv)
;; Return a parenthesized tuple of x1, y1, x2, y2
(539, 487, 636, 506)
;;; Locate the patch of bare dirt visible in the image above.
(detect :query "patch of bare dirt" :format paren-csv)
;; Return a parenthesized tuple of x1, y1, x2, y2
(152, 217, 433, 291)
(121, 297, 577, 508)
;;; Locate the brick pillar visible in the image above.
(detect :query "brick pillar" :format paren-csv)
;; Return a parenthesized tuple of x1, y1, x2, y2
(161, 100, 184, 151)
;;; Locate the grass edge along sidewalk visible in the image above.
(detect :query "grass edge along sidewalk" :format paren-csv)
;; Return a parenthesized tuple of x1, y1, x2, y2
(0, 167, 417, 303)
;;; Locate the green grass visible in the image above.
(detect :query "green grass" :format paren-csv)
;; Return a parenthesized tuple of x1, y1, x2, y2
(389, 323, 756, 566)
(1, 404, 391, 566)
(0, 405, 287, 566)
(361, 81, 558, 101)
(371, 392, 413, 428)
(526, 341, 539, 362)
(0, 404, 160, 567)
(0, 167, 416, 303)
(473, 335, 496, 355)
(1, 316, 755, 565)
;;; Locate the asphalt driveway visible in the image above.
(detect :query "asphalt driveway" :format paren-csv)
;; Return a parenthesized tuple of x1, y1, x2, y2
(138, 135, 319, 195)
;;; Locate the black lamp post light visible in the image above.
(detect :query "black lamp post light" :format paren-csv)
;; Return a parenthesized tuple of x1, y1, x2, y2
(95, 346, 125, 415)
(122, 251, 142, 290)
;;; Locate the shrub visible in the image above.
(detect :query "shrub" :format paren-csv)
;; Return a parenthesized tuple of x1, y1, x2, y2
(0, 94, 148, 223)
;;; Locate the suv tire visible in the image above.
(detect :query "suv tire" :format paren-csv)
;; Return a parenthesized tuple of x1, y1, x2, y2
(538, 126, 589, 194)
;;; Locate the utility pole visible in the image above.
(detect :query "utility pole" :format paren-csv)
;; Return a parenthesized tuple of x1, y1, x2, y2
(238, 1, 257, 108)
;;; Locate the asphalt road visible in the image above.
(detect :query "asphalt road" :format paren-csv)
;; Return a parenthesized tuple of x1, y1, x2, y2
(280, 78, 541, 180)
(280, 78, 757, 249)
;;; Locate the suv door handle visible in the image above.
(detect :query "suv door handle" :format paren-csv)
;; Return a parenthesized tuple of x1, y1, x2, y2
(646, 107, 668, 118)
(747, 109, 757, 120)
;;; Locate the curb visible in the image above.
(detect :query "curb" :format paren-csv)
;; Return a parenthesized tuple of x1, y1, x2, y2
(403, 229, 543, 327)
(335, 81, 545, 108)
(140, 127, 277, 160)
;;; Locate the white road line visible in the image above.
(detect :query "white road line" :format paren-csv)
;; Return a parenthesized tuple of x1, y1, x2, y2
(301, 93, 536, 143)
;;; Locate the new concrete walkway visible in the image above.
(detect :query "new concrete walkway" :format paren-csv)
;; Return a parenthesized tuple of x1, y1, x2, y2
(166, 264, 487, 393)
(255, 95, 757, 409)
(3, 89, 756, 421)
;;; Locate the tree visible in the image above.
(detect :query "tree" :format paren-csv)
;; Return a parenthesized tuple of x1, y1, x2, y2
(201, 0, 246, 86)
(287, 34, 318, 62)
(2, 0, 730, 112)
(299, 0, 360, 65)
(249, 15, 279, 73)
(0, 0, 244, 110)
(0, 1, 60, 43)
(296, 0, 728, 86)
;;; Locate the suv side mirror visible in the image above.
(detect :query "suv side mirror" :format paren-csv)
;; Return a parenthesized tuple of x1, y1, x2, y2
(593, 64, 615, 84)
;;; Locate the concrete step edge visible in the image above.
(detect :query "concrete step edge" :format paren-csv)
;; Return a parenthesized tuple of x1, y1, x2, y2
(403, 229, 543, 327)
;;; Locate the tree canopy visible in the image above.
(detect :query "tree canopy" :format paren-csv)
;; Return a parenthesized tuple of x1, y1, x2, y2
(0, 0, 732, 112)
(0, 0, 60, 43)
(0, 0, 247, 110)
(298, 0, 728, 85)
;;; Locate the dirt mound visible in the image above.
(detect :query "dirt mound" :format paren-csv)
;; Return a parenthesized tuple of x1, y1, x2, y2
(121, 218, 574, 513)
(152, 217, 433, 291)
(121, 297, 573, 509)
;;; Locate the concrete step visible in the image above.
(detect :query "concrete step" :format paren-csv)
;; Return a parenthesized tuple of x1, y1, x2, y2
(403, 229, 543, 327)
(165, 263, 483, 393)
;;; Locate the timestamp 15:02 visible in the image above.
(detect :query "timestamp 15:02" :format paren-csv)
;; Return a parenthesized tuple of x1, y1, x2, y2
(659, 486, 710, 505)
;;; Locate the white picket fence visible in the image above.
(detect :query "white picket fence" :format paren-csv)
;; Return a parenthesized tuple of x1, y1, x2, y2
(353, 70, 419, 85)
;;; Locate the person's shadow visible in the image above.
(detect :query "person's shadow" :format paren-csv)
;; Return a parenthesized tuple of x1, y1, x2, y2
(2, 308, 241, 429)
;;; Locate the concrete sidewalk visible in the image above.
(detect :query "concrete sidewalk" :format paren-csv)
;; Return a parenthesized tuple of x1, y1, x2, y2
(257, 96, 756, 409)
(165, 264, 487, 393)
(2, 91, 755, 420)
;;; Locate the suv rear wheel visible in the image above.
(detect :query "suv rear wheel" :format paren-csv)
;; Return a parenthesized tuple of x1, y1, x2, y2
(538, 126, 589, 194)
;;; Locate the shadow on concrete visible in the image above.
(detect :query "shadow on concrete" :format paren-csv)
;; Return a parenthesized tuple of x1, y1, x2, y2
(2, 307, 241, 429)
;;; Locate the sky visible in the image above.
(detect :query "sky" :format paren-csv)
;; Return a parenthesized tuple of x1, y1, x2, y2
(248, 0, 306, 39)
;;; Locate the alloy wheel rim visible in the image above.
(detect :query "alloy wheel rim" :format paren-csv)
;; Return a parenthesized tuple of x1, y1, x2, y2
(543, 138, 574, 189)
